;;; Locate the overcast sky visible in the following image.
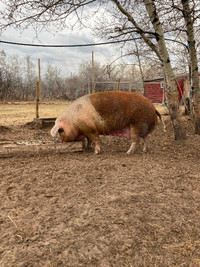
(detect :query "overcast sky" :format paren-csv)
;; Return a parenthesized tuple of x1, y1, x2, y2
(0, 25, 128, 76)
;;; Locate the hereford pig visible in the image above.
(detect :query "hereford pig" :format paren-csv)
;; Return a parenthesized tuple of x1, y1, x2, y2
(51, 91, 165, 154)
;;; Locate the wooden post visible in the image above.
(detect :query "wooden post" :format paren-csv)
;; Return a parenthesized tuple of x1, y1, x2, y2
(92, 52, 95, 93)
(36, 81, 39, 118)
(38, 59, 42, 100)
(116, 78, 120, 91)
(129, 81, 131, 92)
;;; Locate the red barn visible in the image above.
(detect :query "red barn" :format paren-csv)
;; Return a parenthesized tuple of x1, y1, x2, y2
(144, 77, 185, 103)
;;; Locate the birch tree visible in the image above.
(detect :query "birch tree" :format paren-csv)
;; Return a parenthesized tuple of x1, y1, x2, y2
(144, 0, 186, 139)
(180, 0, 200, 133)
(160, 0, 200, 132)
(112, 0, 186, 139)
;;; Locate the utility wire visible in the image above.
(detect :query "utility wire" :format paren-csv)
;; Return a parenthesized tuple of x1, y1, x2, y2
(0, 38, 140, 47)
(0, 37, 187, 48)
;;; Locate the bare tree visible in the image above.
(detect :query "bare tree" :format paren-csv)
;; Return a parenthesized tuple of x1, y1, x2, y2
(24, 55, 36, 100)
(180, 0, 200, 133)
(0, 50, 9, 99)
(110, 0, 186, 139)
(158, 0, 200, 130)
(43, 63, 64, 98)
(65, 73, 82, 98)
(0, 0, 98, 34)
(142, 60, 164, 80)
(79, 59, 107, 93)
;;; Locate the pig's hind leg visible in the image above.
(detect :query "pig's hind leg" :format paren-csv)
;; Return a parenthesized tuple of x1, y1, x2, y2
(142, 134, 149, 153)
(127, 125, 140, 155)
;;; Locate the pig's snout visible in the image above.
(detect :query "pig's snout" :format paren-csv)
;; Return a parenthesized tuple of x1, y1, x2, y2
(55, 136, 63, 144)
(52, 134, 61, 144)
(51, 127, 63, 144)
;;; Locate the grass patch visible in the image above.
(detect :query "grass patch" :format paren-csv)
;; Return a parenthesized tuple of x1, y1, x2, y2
(0, 102, 69, 126)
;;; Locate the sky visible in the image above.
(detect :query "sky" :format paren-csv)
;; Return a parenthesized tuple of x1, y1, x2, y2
(0, 24, 127, 76)
(0, 1, 143, 78)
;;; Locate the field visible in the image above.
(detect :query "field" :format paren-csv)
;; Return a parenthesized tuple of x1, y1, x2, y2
(1, 101, 200, 266)
(0, 101, 69, 126)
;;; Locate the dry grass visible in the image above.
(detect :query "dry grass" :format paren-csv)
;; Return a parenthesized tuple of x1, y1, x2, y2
(0, 101, 70, 126)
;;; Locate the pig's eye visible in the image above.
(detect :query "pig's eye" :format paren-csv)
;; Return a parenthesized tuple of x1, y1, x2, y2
(58, 128, 64, 134)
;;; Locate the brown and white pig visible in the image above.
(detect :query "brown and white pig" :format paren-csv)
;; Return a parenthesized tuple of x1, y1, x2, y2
(51, 91, 165, 154)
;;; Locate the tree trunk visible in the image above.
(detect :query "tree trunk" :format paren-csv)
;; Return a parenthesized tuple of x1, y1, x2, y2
(113, 0, 186, 140)
(134, 39, 145, 95)
(144, 0, 186, 140)
(181, 0, 200, 134)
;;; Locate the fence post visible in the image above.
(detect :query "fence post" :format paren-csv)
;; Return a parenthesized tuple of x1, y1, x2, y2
(38, 59, 42, 100)
(36, 81, 39, 118)
(116, 78, 120, 91)
(129, 82, 132, 92)
(92, 52, 95, 93)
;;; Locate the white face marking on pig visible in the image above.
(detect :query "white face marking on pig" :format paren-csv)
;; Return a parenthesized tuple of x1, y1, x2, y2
(50, 124, 60, 137)
(57, 95, 103, 126)
(51, 95, 106, 142)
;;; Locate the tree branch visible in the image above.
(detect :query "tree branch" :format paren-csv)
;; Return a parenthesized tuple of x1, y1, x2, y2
(112, 0, 162, 61)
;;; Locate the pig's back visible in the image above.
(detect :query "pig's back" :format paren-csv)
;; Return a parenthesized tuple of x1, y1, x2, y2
(89, 91, 156, 129)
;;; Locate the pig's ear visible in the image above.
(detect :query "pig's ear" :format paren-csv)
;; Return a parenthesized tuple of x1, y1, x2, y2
(50, 125, 60, 137)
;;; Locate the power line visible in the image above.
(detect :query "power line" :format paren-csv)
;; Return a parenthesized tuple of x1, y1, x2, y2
(0, 38, 139, 48)
(0, 36, 188, 49)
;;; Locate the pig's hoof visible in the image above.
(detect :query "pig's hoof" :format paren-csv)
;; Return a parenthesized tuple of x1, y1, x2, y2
(126, 149, 132, 155)
(95, 149, 100, 154)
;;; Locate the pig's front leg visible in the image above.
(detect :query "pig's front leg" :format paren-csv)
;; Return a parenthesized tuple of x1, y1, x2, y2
(82, 137, 92, 151)
(94, 138, 100, 154)
(86, 133, 100, 154)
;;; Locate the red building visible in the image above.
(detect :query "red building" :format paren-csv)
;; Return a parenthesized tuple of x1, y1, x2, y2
(144, 77, 185, 103)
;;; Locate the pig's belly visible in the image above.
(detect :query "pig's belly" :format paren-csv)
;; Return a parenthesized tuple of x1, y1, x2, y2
(102, 127, 131, 139)
(75, 127, 131, 140)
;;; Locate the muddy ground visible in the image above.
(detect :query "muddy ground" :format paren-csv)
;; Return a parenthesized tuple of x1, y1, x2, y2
(1, 116, 200, 267)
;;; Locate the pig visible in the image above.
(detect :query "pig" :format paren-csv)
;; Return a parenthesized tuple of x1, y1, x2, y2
(51, 91, 165, 154)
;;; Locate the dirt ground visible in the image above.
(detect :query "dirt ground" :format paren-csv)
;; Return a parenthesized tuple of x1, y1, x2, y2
(1, 110, 200, 266)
